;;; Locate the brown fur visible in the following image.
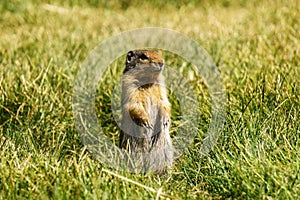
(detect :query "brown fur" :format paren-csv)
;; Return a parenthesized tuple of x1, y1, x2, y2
(119, 50, 173, 174)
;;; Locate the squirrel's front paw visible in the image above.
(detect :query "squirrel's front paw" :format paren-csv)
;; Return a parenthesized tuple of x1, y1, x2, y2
(142, 119, 154, 130)
(129, 112, 153, 129)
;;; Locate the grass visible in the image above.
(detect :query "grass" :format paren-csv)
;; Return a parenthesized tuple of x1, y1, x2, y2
(0, 0, 299, 199)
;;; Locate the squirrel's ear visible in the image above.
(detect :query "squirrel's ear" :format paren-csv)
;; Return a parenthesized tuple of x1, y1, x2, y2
(124, 51, 135, 73)
(126, 51, 134, 63)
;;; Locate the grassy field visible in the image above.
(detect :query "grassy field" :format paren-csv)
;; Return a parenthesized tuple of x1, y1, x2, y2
(0, 0, 299, 199)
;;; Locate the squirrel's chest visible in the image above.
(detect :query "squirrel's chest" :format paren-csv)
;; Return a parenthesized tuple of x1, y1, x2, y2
(137, 87, 162, 107)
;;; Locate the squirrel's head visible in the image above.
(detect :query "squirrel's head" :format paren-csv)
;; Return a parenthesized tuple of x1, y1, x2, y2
(124, 50, 164, 75)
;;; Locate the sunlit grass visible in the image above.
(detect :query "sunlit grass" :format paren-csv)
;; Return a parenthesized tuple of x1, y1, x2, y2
(0, 0, 299, 199)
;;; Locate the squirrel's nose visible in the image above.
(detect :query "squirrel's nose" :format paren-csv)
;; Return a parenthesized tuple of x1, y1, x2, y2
(158, 62, 164, 70)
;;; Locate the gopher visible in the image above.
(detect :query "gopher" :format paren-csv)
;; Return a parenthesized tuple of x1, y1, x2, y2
(119, 50, 173, 174)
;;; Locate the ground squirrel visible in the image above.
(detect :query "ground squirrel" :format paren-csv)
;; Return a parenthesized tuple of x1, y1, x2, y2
(119, 50, 173, 174)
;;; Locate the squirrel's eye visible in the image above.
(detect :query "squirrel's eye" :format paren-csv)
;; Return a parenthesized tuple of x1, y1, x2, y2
(139, 54, 148, 61)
